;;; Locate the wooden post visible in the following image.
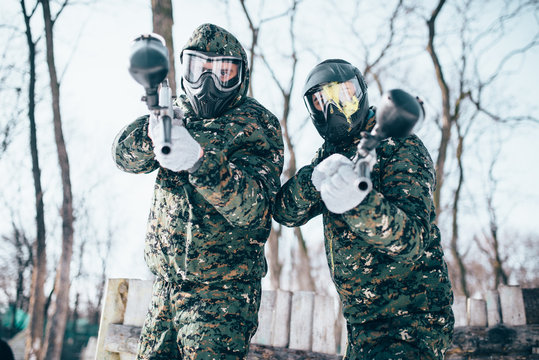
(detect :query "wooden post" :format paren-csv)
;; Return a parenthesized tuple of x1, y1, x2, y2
(498, 285, 526, 326)
(289, 291, 315, 351)
(453, 295, 468, 327)
(468, 299, 487, 326)
(95, 278, 129, 360)
(312, 295, 338, 354)
(123, 279, 153, 327)
(271, 290, 292, 347)
(486, 290, 501, 327)
(103, 324, 141, 355)
(251, 290, 276, 346)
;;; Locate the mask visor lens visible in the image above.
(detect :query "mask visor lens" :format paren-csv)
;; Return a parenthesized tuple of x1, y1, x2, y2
(183, 50, 242, 91)
(308, 78, 363, 121)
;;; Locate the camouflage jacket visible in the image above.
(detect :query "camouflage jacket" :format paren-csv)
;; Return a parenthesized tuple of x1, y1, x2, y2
(274, 114, 453, 324)
(113, 24, 284, 284)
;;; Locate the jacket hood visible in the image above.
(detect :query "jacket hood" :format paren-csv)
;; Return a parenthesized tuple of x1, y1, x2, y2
(181, 23, 250, 108)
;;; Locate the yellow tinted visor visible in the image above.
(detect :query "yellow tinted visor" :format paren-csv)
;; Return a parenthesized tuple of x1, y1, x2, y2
(311, 78, 362, 123)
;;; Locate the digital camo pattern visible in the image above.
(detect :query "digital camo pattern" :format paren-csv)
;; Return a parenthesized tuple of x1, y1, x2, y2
(113, 23, 283, 285)
(181, 23, 250, 109)
(273, 113, 454, 359)
(113, 23, 284, 359)
(137, 279, 261, 359)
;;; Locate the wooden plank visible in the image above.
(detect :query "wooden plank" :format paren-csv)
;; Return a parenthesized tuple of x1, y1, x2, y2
(95, 278, 130, 360)
(251, 290, 276, 346)
(312, 294, 338, 354)
(453, 295, 468, 327)
(289, 291, 314, 351)
(486, 290, 501, 327)
(104, 324, 141, 354)
(469, 299, 487, 326)
(271, 290, 292, 347)
(100, 323, 539, 359)
(499, 285, 526, 326)
(247, 344, 342, 359)
(446, 324, 539, 358)
(123, 279, 153, 327)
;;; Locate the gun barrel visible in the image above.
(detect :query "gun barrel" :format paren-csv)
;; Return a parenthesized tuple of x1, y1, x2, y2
(354, 158, 373, 193)
(161, 115, 172, 155)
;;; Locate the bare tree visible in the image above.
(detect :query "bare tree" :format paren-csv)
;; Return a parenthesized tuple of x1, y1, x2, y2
(151, 0, 177, 96)
(343, 0, 408, 95)
(426, 0, 452, 220)
(236, 0, 316, 291)
(423, 0, 538, 294)
(39, 0, 75, 359)
(2, 221, 33, 337)
(238, 0, 292, 98)
(425, 0, 539, 220)
(17, 0, 49, 358)
(474, 147, 509, 289)
(449, 120, 471, 297)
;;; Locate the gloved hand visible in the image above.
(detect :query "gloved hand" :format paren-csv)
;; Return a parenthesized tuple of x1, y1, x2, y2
(311, 153, 348, 192)
(148, 109, 202, 172)
(311, 153, 371, 214)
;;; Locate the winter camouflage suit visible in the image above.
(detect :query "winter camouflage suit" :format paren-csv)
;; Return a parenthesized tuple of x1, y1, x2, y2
(113, 24, 284, 359)
(274, 113, 454, 360)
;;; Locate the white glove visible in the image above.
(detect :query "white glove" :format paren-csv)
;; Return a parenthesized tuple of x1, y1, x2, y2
(312, 153, 371, 214)
(311, 153, 348, 192)
(148, 110, 202, 172)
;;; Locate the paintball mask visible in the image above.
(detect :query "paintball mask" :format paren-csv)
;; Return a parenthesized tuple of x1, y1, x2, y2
(182, 49, 243, 119)
(303, 59, 369, 144)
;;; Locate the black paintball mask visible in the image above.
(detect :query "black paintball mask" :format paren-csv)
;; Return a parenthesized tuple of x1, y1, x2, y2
(181, 49, 243, 119)
(303, 59, 369, 144)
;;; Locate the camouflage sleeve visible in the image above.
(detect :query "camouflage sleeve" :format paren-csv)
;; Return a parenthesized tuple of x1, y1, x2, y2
(342, 135, 435, 261)
(188, 113, 284, 228)
(273, 164, 324, 227)
(112, 115, 159, 174)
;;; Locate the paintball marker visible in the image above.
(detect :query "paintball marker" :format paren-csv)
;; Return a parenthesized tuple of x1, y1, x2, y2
(128, 33, 173, 154)
(352, 89, 425, 192)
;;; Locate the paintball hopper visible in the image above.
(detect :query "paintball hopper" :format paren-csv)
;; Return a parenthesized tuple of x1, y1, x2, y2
(375, 88, 424, 139)
(128, 33, 169, 109)
(357, 88, 424, 157)
(354, 89, 424, 191)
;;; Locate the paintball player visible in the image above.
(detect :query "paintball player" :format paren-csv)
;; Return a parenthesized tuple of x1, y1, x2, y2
(273, 59, 454, 359)
(112, 23, 284, 359)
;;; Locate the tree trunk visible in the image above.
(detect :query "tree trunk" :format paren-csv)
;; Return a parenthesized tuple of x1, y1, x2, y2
(293, 228, 316, 292)
(280, 90, 315, 292)
(486, 168, 509, 289)
(151, 0, 176, 97)
(238, 0, 258, 98)
(450, 132, 469, 297)
(20, 1, 48, 359)
(40, 1, 75, 359)
(426, 0, 452, 223)
(266, 225, 283, 290)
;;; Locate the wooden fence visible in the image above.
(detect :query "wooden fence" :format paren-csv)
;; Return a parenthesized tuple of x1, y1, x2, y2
(95, 279, 538, 360)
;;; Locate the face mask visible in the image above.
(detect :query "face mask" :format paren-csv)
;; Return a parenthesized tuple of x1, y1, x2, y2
(184, 74, 238, 119)
(323, 105, 360, 143)
(182, 50, 243, 118)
